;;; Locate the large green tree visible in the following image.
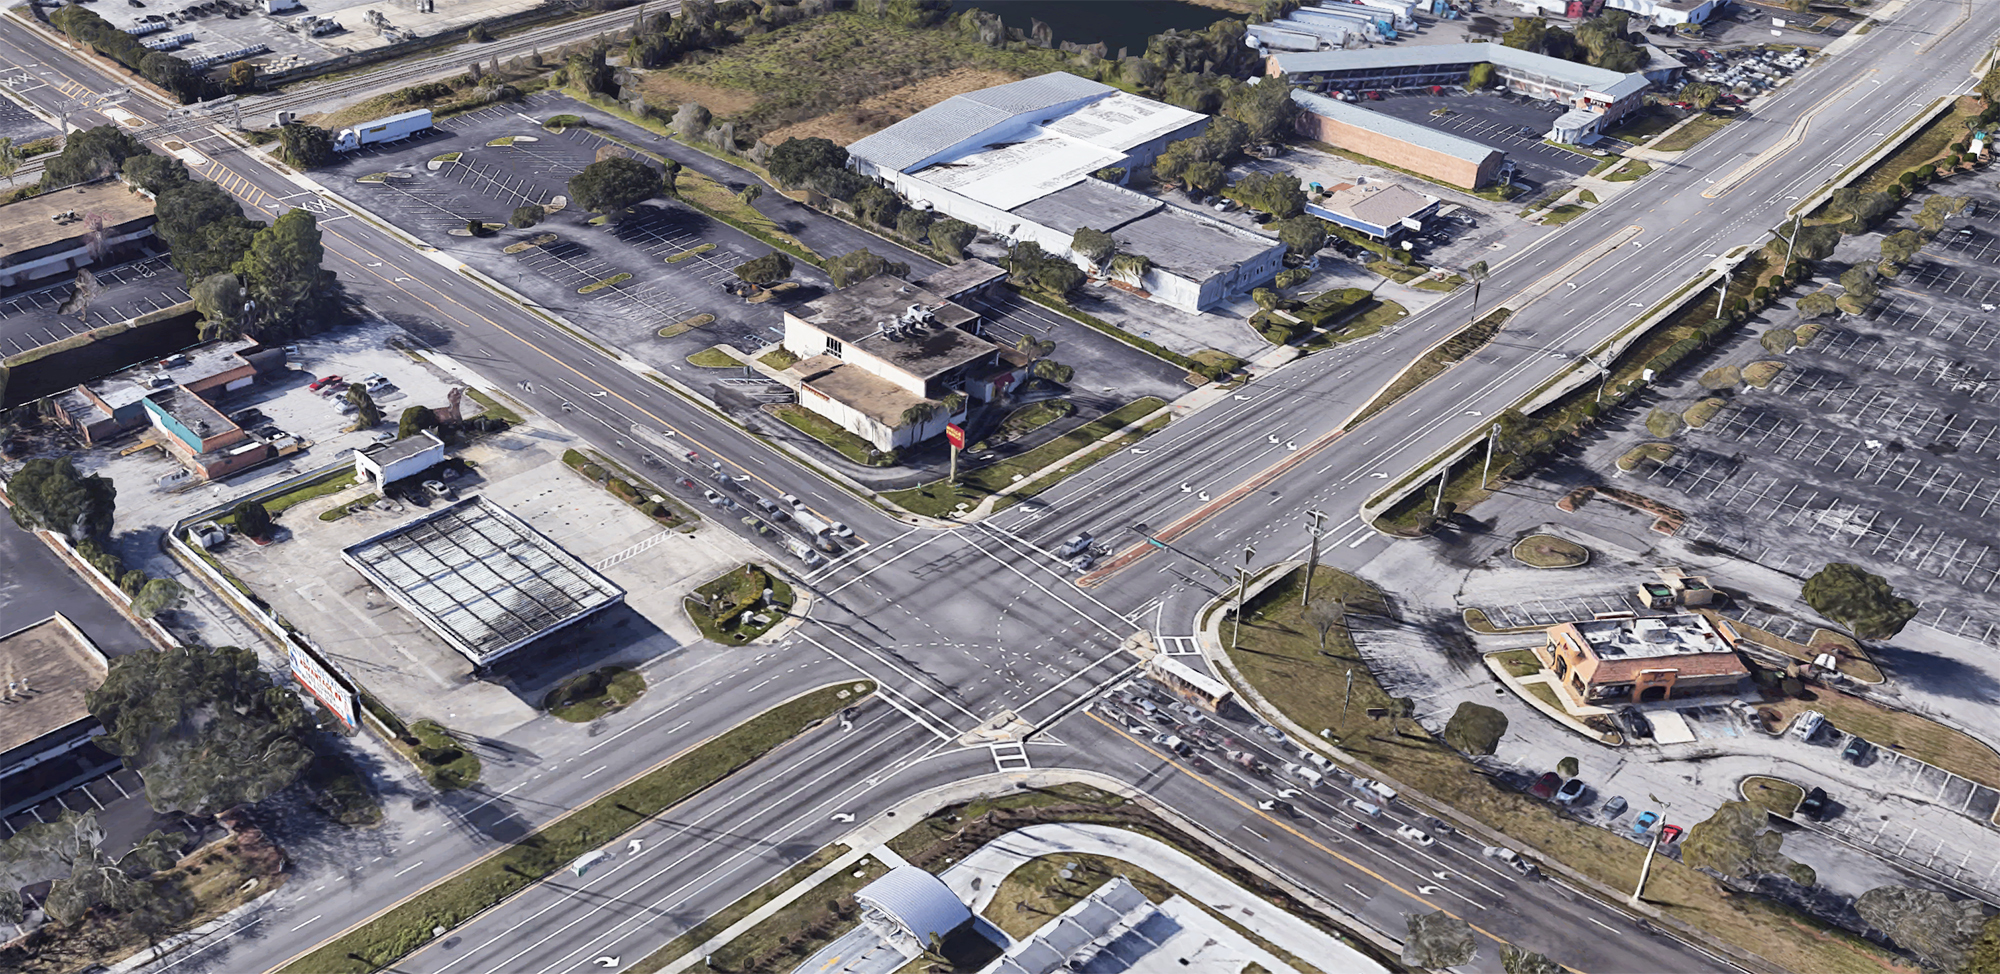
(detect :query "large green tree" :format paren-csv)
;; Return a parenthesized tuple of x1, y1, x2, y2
(277, 123, 335, 169)
(190, 272, 247, 341)
(1802, 563, 1917, 639)
(1231, 171, 1306, 218)
(40, 124, 147, 188)
(88, 645, 314, 816)
(1274, 215, 1327, 256)
(120, 152, 188, 196)
(567, 156, 659, 214)
(235, 208, 333, 337)
(156, 180, 263, 280)
(765, 136, 848, 189)
(6, 457, 115, 542)
(826, 248, 909, 288)
(733, 251, 793, 286)
(930, 218, 976, 261)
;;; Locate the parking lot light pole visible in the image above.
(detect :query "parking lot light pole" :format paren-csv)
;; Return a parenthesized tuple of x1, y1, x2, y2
(1631, 830, 1662, 907)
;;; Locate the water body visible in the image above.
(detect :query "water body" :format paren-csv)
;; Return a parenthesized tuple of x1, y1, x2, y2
(947, 0, 1236, 58)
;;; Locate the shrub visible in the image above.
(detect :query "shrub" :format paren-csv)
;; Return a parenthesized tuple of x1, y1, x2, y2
(1760, 327, 1796, 353)
(510, 204, 544, 228)
(1645, 408, 1684, 437)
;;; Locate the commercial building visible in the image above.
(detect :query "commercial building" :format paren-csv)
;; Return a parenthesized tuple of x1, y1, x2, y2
(1292, 90, 1508, 189)
(342, 496, 626, 668)
(50, 338, 292, 480)
(0, 616, 110, 805)
(1535, 614, 1747, 708)
(779, 262, 1027, 453)
(355, 430, 447, 486)
(1268, 43, 1654, 143)
(1507, 0, 1728, 27)
(846, 73, 1287, 313)
(1308, 181, 1441, 239)
(0, 181, 158, 289)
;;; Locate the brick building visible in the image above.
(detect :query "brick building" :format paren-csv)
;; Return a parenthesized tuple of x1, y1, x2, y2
(1535, 614, 1748, 708)
(50, 338, 291, 480)
(1291, 90, 1508, 189)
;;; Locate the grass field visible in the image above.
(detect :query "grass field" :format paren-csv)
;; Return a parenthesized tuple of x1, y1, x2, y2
(1541, 203, 1589, 225)
(883, 398, 1165, 517)
(653, 13, 1079, 141)
(1226, 567, 1918, 974)
(281, 682, 874, 974)
(1653, 113, 1735, 152)
(686, 564, 795, 644)
(1367, 259, 1428, 284)
(1300, 298, 1408, 351)
(686, 346, 740, 368)
(704, 854, 890, 972)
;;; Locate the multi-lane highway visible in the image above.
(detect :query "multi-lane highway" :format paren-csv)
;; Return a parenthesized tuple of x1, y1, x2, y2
(4, 0, 1996, 970)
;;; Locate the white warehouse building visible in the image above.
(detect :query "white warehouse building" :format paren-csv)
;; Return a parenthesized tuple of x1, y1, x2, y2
(847, 73, 1288, 314)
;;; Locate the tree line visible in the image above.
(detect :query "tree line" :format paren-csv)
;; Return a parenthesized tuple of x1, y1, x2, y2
(48, 4, 210, 103)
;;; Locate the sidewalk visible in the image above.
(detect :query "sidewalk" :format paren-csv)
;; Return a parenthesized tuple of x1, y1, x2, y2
(936, 822, 1387, 973)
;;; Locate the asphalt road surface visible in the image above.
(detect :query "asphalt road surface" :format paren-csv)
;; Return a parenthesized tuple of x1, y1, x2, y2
(4, 0, 1996, 970)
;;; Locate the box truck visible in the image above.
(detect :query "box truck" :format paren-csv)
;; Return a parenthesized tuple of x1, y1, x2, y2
(333, 108, 432, 153)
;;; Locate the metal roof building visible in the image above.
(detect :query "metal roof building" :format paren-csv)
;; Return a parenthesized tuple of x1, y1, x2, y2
(342, 496, 625, 667)
(856, 866, 973, 950)
(844, 72, 1283, 314)
(1291, 89, 1507, 189)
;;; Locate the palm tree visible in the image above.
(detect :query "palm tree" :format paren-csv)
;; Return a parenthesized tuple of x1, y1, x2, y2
(899, 401, 941, 428)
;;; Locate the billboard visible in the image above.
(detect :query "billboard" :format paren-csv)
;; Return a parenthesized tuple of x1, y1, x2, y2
(945, 423, 966, 450)
(289, 637, 360, 729)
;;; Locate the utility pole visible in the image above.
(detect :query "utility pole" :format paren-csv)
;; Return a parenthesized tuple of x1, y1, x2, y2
(1431, 463, 1449, 517)
(1301, 509, 1328, 606)
(1781, 212, 1801, 267)
(1230, 545, 1255, 651)
(1714, 265, 1731, 319)
(1481, 423, 1503, 489)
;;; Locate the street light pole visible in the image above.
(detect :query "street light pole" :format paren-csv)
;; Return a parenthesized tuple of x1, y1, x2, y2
(1714, 265, 1731, 319)
(1230, 545, 1255, 651)
(1481, 423, 1503, 489)
(1301, 509, 1327, 606)
(1431, 463, 1448, 517)
(1781, 212, 1801, 267)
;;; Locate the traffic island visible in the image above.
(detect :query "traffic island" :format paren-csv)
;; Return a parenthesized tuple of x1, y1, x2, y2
(277, 681, 875, 974)
(1739, 775, 1807, 818)
(543, 665, 647, 722)
(1511, 533, 1591, 568)
(685, 564, 796, 645)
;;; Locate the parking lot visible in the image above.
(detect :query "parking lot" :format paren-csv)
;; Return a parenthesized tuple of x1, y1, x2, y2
(321, 94, 824, 373)
(0, 84, 56, 143)
(1361, 90, 1607, 183)
(0, 253, 190, 356)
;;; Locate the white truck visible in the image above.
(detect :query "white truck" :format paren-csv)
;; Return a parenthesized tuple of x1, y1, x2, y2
(333, 108, 432, 153)
(783, 536, 825, 568)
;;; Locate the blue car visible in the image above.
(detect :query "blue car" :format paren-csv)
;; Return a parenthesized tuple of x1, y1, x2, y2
(1633, 811, 1659, 835)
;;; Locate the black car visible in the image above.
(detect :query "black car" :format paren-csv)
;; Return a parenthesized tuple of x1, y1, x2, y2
(1798, 787, 1831, 821)
(1619, 707, 1653, 739)
(230, 407, 267, 427)
(1842, 736, 1873, 765)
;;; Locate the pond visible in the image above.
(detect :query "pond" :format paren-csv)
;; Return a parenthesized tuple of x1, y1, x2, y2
(948, 0, 1237, 57)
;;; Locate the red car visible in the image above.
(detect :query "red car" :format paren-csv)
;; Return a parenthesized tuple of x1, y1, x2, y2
(1529, 772, 1562, 799)
(308, 374, 343, 391)
(1365, 90, 1382, 101)
(1660, 824, 1684, 844)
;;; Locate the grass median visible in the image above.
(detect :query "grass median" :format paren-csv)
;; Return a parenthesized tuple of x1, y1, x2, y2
(1653, 112, 1735, 152)
(626, 844, 850, 974)
(1225, 566, 1914, 974)
(883, 398, 1165, 518)
(280, 681, 876, 974)
(1347, 308, 1510, 430)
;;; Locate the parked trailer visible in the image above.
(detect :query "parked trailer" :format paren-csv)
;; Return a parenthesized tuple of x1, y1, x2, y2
(333, 108, 432, 153)
(1332, 0, 1416, 27)
(1292, 6, 1389, 40)
(1265, 16, 1356, 47)
(1247, 23, 1331, 52)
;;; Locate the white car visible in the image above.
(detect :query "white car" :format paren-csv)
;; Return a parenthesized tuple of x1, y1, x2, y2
(830, 520, 854, 538)
(1395, 825, 1434, 847)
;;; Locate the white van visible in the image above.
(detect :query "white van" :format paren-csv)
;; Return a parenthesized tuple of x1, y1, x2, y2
(1349, 799, 1383, 817)
(1284, 763, 1325, 788)
(1366, 781, 1398, 804)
